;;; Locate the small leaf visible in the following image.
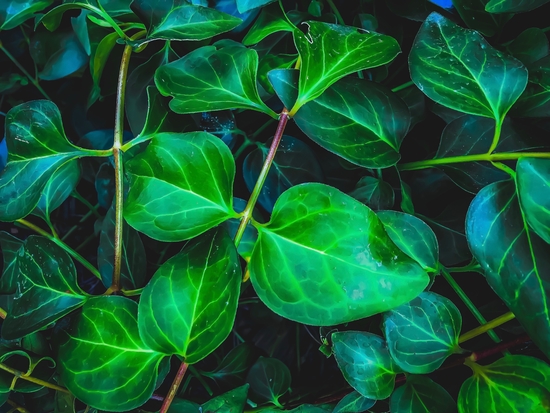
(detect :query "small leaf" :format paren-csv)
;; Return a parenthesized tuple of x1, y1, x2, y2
(236, 0, 277, 13)
(513, 55, 550, 118)
(246, 357, 291, 407)
(383, 291, 462, 374)
(0, 0, 53, 30)
(333, 391, 375, 413)
(507, 28, 549, 66)
(242, 1, 295, 46)
(390, 375, 457, 413)
(125, 132, 237, 241)
(332, 331, 398, 400)
(485, 0, 550, 13)
(87, 29, 119, 107)
(0, 232, 23, 294)
(349, 176, 395, 211)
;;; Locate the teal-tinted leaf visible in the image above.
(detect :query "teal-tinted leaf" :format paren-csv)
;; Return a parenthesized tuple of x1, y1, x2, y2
(124, 132, 237, 241)
(517, 158, 550, 245)
(95, 162, 114, 209)
(485, 0, 550, 13)
(243, 135, 324, 212)
(223, 198, 259, 261)
(349, 176, 395, 211)
(451, 0, 511, 37)
(249, 183, 429, 326)
(155, 42, 277, 118)
(390, 375, 457, 413)
(0, 345, 55, 393)
(242, 1, 294, 45)
(201, 384, 249, 413)
(466, 179, 550, 358)
(333, 391, 375, 413)
(0, 101, 89, 222)
(292, 77, 411, 168)
(58, 296, 165, 412)
(258, 53, 297, 94)
(513, 55, 550, 118)
(268, 68, 299, 109)
(87, 30, 119, 107)
(290, 21, 400, 113)
(236, 0, 277, 13)
(507, 28, 549, 66)
(332, 331, 398, 400)
(458, 355, 550, 412)
(246, 357, 291, 407)
(0, 232, 22, 294)
(383, 291, 462, 374)
(98, 202, 147, 290)
(71, 10, 91, 55)
(378, 211, 438, 271)
(410, 12, 527, 123)
(203, 342, 259, 383)
(0, 0, 53, 30)
(138, 228, 241, 363)
(2, 236, 87, 340)
(131, 0, 241, 42)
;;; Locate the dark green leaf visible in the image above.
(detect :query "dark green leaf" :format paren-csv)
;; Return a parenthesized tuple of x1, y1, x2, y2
(507, 28, 549, 65)
(390, 375, 457, 413)
(258, 53, 297, 94)
(332, 331, 398, 400)
(0, 0, 53, 30)
(223, 198, 260, 261)
(138, 228, 241, 363)
(0, 345, 55, 393)
(410, 12, 527, 123)
(202, 384, 249, 413)
(349, 176, 395, 211)
(513, 55, 550, 118)
(236, 0, 277, 14)
(452, 0, 512, 37)
(2, 236, 87, 340)
(0, 232, 22, 294)
(242, 1, 295, 46)
(58, 296, 165, 411)
(87, 30, 119, 107)
(268, 68, 299, 109)
(249, 183, 429, 326)
(485, 0, 550, 13)
(203, 342, 259, 383)
(246, 357, 291, 407)
(333, 391, 375, 413)
(54, 391, 75, 413)
(124, 132, 237, 241)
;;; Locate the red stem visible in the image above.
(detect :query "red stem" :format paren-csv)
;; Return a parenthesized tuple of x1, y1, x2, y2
(159, 361, 188, 413)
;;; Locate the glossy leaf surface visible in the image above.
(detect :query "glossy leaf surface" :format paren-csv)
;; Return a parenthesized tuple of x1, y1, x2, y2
(485, 0, 550, 13)
(333, 391, 375, 413)
(246, 357, 291, 407)
(201, 384, 250, 413)
(242, 1, 294, 45)
(0, 232, 22, 294)
(0, 0, 53, 30)
(390, 375, 457, 413)
(349, 176, 394, 211)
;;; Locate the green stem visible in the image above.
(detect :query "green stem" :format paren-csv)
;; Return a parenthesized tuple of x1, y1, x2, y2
(487, 119, 502, 154)
(233, 139, 254, 160)
(459, 312, 515, 344)
(398, 151, 550, 171)
(391, 80, 414, 93)
(0, 43, 50, 100)
(72, 192, 102, 218)
(159, 362, 188, 413)
(16, 219, 102, 280)
(88, 5, 127, 40)
(326, 0, 345, 25)
(0, 363, 70, 393)
(447, 261, 481, 273)
(233, 110, 290, 247)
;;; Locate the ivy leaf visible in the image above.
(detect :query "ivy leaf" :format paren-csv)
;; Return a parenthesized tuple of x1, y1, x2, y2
(290, 21, 400, 113)
(236, 0, 277, 13)
(485, 0, 550, 13)
(452, 0, 511, 37)
(513, 55, 550, 118)
(0, 100, 89, 222)
(383, 291, 462, 374)
(124, 132, 237, 241)
(155, 42, 277, 118)
(2, 236, 87, 340)
(377, 210, 438, 271)
(0, 0, 54, 30)
(349, 176, 395, 211)
(138, 228, 241, 363)
(242, 1, 295, 46)
(0, 346, 55, 393)
(390, 375, 457, 413)
(333, 391, 375, 413)
(458, 355, 550, 412)
(246, 357, 291, 407)
(0, 232, 22, 294)
(409, 12, 527, 124)
(332, 331, 398, 400)
(507, 28, 549, 66)
(131, 0, 241, 43)
(249, 183, 429, 326)
(58, 296, 165, 412)
(466, 179, 550, 359)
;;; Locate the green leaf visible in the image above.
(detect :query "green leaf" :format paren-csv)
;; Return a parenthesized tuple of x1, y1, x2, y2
(332, 331, 398, 400)
(87, 29, 119, 108)
(236, 0, 277, 14)
(242, 1, 295, 46)
(246, 357, 291, 407)
(268, 68, 299, 109)
(98, 201, 147, 290)
(0, 0, 53, 30)
(333, 391, 375, 413)
(0, 100, 89, 222)
(485, 0, 550, 13)
(201, 384, 250, 413)
(517, 158, 550, 245)
(390, 375, 457, 413)
(203, 342, 259, 383)
(124, 131, 237, 241)
(349, 176, 395, 211)
(383, 291, 462, 374)
(452, 0, 512, 37)
(58, 296, 165, 412)
(249, 183, 429, 326)
(138, 228, 241, 363)
(409, 12, 527, 123)
(290, 21, 400, 113)
(458, 355, 550, 412)
(54, 391, 75, 413)
(2, 236, 87, 340)
(512, 55, 550, 118)
(377, 210, 439, 271)
(0, 345, 55, 393)
(0, 232, 22, 294)
(466, 179, 550, 359)
(507, 28, 549, 66)
(258, 53, 297, 94)
(155, 42, 277, 118)
(131, 0, 241, 42)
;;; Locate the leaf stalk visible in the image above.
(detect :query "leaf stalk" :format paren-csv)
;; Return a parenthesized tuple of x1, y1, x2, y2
(159, 361, 188, 413)
(459, 312, 516, 344)
(0, 363, 70, 393)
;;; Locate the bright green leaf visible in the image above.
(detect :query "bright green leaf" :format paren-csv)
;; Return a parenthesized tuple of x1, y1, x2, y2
(236, 0, 277, 14)
(246, 357, 291, 407)
(485, 0, 550, 13)
(513, 55, 550, 118)
(333, 391, 375, 413)
(0, 0, 53, 30)
(0, 232, 22, 294)
(243, 1, 295, 46)
(390, 375, 457, 413)
(349, 176, 395, 211)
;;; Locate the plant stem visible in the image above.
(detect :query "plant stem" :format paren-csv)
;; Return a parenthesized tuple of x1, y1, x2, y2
(0, 307, 6, 319)
(72, 192, 102, 219)
(233, 110, 290, 247)
(7, 399, 31, 413)
(487, 119, 502, 154)
(0, 363, 70, 393)
(391, 80, 414, 93)
(459, 312, 515, 344)
(16, 219, 102, 281)
(326, 0, 345, 25)
(0, 43, 50, 100)
(398, 151, 550, 171)
(159, 361, 188, 413)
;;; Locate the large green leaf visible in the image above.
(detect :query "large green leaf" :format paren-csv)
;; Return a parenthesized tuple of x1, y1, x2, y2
(246, 357, 291, 407)
(138, 228, 241, 363)
(242, 1, 295, 46)
(485, 0, 550, 13)
(382, 292, 462, 374)
(131, 0, 241, 42)
(390, 375, 457, 413)
(513, 55, 550, 118)
(517, 158, 550, 245)
(458, 355, 550, 412)
(0, 100, 89, 222)
(2, 236, 87, 340)
(58, 296, 165, 412)
(249, 183, 429, 326)
(0, 232, 22, 294)
(124, 132, 237, 241)
(236, 0, 277, 13)
(451, 0, 511, 37)
(349, 177, 395, 211)
(466, 179, 550, 358)
(290, 21, 400, 113)
(0, 0, 53, 30)
(332, 331, 398, 400)
(155, 42, 277, 118)
(333, 391, 375, 413)
(410, 13, 527, 124)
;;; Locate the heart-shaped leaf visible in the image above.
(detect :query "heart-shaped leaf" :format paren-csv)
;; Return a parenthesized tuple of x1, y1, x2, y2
(390, 375, 457, 413)
(485, 0, 550, 13)
(0, 232, 22, 294)
(333, 391, 375, 413)
(246, 357, 291, 407)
